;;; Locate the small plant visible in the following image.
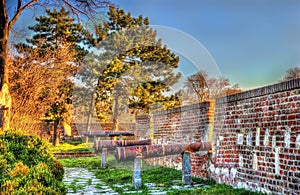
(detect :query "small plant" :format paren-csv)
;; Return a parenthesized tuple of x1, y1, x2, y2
(87, 178, 92, 185)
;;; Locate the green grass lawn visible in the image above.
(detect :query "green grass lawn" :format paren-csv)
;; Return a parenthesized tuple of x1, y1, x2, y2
(49, 142, 93, 153)
(59, 155, 263, 195)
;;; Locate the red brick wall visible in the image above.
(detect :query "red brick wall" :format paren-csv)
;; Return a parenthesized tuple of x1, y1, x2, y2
(74, 122, 135, 133)
(136, 102, 212, 178)
(135, 78, 300, 194)
(210, 78, 300, 194)
(135, 115, 151, 140)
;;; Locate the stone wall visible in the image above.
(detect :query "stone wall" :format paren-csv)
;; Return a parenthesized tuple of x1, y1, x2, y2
(135, 78, 300, 194)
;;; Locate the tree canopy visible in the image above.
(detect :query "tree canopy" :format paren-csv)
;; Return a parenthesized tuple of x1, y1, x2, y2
(282, 66, 300, 81)
(0, 0, 111, 131)
(10, 8, 89, 142)
(77, 6, 181, 127)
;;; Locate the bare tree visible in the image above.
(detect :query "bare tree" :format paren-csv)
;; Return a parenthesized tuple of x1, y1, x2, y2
(10, 42, 77, 134)
(183, 70, 209, 103)
(0, 0, 111, 131)
(183, 70, 242, 103)
(283, 66, 300, 81)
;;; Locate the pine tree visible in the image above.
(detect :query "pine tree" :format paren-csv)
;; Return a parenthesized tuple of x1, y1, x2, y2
(17, 7, 92, 61)
(83, 6, 182, 129)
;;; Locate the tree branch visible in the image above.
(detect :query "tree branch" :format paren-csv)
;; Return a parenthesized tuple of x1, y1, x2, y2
(17, 0, 22, 11)
(8, 0, 38, 30)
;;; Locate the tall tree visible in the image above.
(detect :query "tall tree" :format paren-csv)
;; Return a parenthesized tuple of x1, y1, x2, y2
(0, 0, 110, 131)
(184, 70, 209, 103)
(282, 66, 300, 81)
(81, 6, 181, 130)
(12, 8, 90, 145)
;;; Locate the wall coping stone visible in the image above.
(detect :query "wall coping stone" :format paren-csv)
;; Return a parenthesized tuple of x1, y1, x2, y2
(216, 78, 300, 104)
(136, 115, 150, 120)
(153, 102, 210, 116)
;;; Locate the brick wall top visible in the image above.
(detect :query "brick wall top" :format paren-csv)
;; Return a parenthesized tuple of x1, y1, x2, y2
(135, 115, 150, 120)
(216, 78, 300, 104)
(153, 102, 210, 116)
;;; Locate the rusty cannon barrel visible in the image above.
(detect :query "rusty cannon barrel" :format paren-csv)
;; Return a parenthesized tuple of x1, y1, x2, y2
(84, 131, 135, 137)
(94, 139, 152, 152)
(115, 142, 212, 162)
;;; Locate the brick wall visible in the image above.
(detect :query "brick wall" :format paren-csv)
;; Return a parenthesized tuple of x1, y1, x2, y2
(74, 122, 135, 134)
(41, 122, 136, 138)
(135, 115, 151, 140)
(135, 78, 300, 194)
(210, 78, 300, 194)
(136, 102, 212, 178)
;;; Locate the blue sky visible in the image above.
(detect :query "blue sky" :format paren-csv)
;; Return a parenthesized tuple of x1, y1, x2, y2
(112, 0, 300, 89)
(8, 0, 300, 90)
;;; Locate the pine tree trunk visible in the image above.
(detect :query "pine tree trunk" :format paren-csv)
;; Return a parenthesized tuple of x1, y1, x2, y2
(112, 83, 120, 132)
(86, 93, 95, 133)
(0, 0, 12, 131)
(53, 120, 60, 146)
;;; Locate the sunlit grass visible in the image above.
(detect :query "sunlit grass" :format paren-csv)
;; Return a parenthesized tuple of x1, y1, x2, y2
(49, 142, 94, 153)
(60, 156, 100, 169)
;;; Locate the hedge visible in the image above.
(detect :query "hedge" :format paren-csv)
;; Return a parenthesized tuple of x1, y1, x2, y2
(0, 130, 66, 194)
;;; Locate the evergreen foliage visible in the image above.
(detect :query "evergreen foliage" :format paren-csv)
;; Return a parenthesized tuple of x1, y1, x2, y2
(82, 6, 181, 122)
(16, 7, 92, 59)
(0, 130, 66, 194)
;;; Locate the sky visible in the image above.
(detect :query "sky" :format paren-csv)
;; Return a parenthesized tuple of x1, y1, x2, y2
(111, 0, 300, 89)
(7, 0, 300, 90)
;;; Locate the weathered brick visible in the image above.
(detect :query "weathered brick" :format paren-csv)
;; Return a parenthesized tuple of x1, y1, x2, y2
(135, 78, 300, 195)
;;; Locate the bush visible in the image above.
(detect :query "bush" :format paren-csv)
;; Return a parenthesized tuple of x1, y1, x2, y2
(0, 130, 66, 194)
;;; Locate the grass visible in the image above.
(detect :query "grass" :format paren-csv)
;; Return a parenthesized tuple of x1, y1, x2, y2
(49, 142, 93, 153)
(65, 178, 84, 193)
(60, 156, 101, 169)
(59, 155, 264, 195)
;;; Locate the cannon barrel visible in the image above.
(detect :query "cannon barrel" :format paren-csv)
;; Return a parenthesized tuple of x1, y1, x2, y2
(94, 139, 152, 152)
(115, 142, 212, 162)
(85, 131, 134, 137)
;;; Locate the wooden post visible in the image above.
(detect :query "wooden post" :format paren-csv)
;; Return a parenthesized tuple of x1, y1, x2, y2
(182, 152, 192, 185)
(101, 148, 107, 168)
(132, 153, 142, 189)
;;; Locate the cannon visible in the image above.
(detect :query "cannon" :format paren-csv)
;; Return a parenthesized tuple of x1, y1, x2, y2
(115, 142, 212, 162)
(126, 141, 212, 188)
(84, 131, 135, 143)
(84, 131, 135, 137)
(94, 139, 152, 152)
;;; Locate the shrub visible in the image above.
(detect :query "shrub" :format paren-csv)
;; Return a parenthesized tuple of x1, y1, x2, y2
(0, 130, 66, 194)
